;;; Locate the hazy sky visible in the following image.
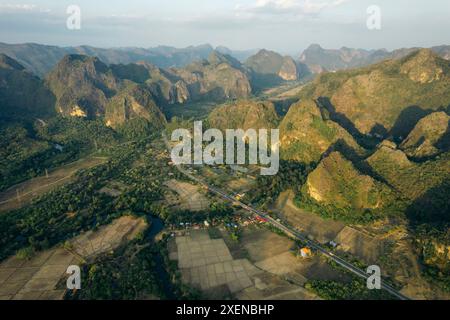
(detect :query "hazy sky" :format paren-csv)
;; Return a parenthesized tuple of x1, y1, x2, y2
(0, 0, 449, 54)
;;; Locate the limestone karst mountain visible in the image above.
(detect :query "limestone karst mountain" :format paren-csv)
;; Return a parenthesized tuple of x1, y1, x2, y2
(400, 112, 450, 159)
(168, 51, 252, 101)
(45, 51, 252, 127)
(46, 54, 121, 119)
(279, 99, 364, 164)
(299, 43, 450, 74)
(304, 151, 388, 212)
(208, 100, 279, 131)
(0, 54, 55, 121)
(298, 49, 450, 140)
(245, 49, 309, 90)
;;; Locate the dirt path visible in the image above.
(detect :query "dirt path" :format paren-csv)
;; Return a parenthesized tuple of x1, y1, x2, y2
(0, 156, 107, 213)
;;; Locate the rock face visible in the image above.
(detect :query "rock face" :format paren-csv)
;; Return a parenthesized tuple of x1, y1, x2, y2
(208, 100, 279, 131)
(45, 52, 251, 126)
(400, 49, 445, 84)
(105, 84, 166, 129)
(298, 49, 450, 138)
(400, 112, 450, 159)
(168, 51, 252, 101)
(305, 152, 383, 210)
(278, 57, 299, 81)
(279, 99, 363, 164)
(0, 54, 55, 120)
(367, 142, 449, 201)
(245, 49, 308, 89)
(46, 55, 117, 118)
(46, 54, 166, 128)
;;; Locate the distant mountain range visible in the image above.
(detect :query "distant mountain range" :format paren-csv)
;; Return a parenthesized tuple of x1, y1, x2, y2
(1, 42, 450, 80)
(300, 44, 450, 73)
(0, 43, 258, 78)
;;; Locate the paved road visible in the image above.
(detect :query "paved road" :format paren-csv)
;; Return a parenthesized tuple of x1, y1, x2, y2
(162, 133, 410, 301)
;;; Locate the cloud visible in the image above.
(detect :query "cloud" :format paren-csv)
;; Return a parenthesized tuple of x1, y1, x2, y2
(235, 0, 350, 18)
(0, 3, 51, 13)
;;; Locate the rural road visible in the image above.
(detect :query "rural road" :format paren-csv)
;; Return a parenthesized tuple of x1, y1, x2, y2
(163, 132, 411, 301)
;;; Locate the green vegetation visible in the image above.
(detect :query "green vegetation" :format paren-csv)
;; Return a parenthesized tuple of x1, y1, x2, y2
(69, 233, 202, 300)
(279, 99, 364, 164)
(160, 202, 233, 226)
(70, 241, 165, 300)
(305, 279, 397, 300)
(208, 100, 280, 131)
(0, 117, 118, 191)
(0, 141, 141, 261)
(250, 160, 310, 208)
(295, 152, 401, 224)
(298, 49, 450, 137)
(0, 53, 55, 120)
(311, 114, 337, 141)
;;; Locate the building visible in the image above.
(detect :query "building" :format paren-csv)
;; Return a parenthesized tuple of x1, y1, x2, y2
(300, 248, 312, 258)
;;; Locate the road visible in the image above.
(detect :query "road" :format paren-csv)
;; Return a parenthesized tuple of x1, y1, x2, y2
(162, 133, 410, 301)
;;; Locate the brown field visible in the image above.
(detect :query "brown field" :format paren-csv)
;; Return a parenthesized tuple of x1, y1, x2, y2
(170, 227, 341, 300)
(241, 227, 348, 285)
(334, 226, 383, 264)
(0, 216, 146, 300)
(227, 177, 257, 194)
(0, 156, 107, 213)
(164, 179, 209, 211)
(169, 230, 259, 297)
(275, 190, 345, 244)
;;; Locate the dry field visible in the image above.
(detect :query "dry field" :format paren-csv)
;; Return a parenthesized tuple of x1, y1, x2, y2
(0, 216, 147, 300)
(334, 226, 383, 264)
(241, 228, 348, 285)
(276, 191, 389, 265)
(227, 177, 257, 194)
(169, 229, 322, 300)
(169, 230, 258, 295)
(0, 156, 107, 213)
(275, 190, 345, 244)
(164, 180, 209, 212)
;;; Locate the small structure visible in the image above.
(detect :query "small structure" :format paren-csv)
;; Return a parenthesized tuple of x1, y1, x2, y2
(300, 247, 312, 258)
(204, 221, 210, 227)
(255, 216, 268, 223)
(235, 193, 246, 201)
(54, 144, 64, 152)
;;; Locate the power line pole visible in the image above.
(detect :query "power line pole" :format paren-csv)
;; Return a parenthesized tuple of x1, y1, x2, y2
(16, 189, 21, 204)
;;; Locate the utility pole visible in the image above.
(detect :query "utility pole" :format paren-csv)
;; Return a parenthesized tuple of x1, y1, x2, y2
(16, 189, 21, 203)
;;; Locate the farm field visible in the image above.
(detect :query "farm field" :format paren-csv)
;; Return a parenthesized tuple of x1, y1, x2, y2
(0, 216, 147, 300)
(0, 156, 108, 213)
(164, 179, 210, 212)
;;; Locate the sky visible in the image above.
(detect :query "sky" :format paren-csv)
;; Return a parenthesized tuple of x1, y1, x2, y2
(0, 0, 449, 55)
